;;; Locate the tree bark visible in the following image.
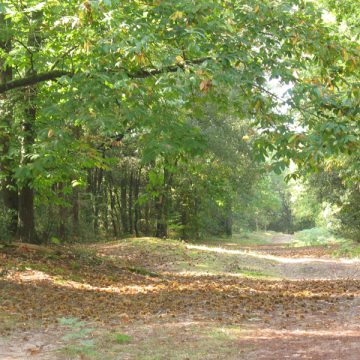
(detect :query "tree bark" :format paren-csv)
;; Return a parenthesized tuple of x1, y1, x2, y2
(109, 188, 118, 237)
(155, 194, 168, 238)
(0, 16, 18, 238)
(18, 88, 38, 243)
(134, 169, 141, 237)
(180, 207, 189, 240)
(224, 199, 233, 236)
(17, 11, 43, 243)
(128, 170, 134, 234)
(120, 169, 128, 233)
(155, 164, 172, 238)
(92, 166, 104, 233)
(18, 185, 36, 242)
(72, 188, 79, 237)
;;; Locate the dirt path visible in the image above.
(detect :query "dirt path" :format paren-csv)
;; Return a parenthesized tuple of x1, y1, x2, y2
(1, 235, 360, 359)
(186, 243, 360, 280)
(225, 236, 360, 359)
(270, 233, 295, 244)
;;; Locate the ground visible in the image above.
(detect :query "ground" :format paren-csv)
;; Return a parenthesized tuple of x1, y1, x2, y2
(1, 232, 360, 359)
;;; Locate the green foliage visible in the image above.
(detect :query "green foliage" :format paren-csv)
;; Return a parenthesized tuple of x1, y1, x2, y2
(302, 161, 360, 241)
(334, 242, 360, 258)
(244, 173, 287, 232)
(289, 181, 320, 231)
(0, 0, 358, 242)
(293, 227, 346, 246)
(50, 236, 61, 245)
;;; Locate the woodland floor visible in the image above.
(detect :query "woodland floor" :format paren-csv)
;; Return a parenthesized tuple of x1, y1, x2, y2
(1, 232, 360, 359)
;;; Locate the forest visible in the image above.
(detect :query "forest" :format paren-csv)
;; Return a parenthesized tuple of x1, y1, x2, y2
(0, 0, 359, 359)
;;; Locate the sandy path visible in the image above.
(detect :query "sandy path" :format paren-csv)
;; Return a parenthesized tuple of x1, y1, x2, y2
(223, 236, 360, 359)
(186, 243, 360, 280)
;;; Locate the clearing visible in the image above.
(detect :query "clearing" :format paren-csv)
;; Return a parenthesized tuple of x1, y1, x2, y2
(1, 232, 360, 359)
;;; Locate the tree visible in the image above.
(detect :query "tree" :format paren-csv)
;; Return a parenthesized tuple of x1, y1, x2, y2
(0, 14, 18, 237)
(0, 0, 358, 242)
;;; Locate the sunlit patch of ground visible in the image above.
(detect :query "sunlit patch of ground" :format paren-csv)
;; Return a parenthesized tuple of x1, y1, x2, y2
(184, 243, 360, 280)
(186, 243, 350, 263)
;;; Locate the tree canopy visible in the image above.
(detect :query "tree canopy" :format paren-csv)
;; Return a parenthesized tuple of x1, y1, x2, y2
(0, 0, 359, 243)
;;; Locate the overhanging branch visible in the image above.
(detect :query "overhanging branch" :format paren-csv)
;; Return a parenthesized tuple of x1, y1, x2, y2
(0, 70, 72, 93)
(0, 57, 213, 94)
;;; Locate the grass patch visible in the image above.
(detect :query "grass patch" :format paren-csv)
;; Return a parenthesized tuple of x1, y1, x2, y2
(61, 342, 97, 358)
(234, 231, 276, 245)
(102, 234, 279, 277)
(115, 235, 279, 277)
(333, 241, 360, 258)
(293, 228, 347, 247)
(58, 317, 98, 358)
(97, 324, 250, 360)
(113, 333, 132, 344)
(193, 231, 274, 247)
(170, 248, 279, 278)
(208, 326, 244, 341)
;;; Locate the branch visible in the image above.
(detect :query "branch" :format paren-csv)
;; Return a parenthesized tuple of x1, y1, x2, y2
(15, 39, 33, 55)
(0, 70, 72, 93)
(0, 57, 213, 94)
(15, 39, 34, 72)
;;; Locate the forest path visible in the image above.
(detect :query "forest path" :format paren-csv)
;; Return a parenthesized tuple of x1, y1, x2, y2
(97, 234, 360, 359)
(185, 242, 360, 280)
(185, 234, 360, 359)
(242, 233, 360, 280)
(1, 234, 360, 359)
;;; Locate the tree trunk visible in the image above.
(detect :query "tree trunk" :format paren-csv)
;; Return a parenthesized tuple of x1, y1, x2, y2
(72, 188, 79, 237)
(18, 11, 43, 243)
(144, 200, 151, 235)
(57, 183, 66, 241)
(103, 186, 109, 234)
(109, 189, 118, 237)
(180, 207, 189, 240)
(224, 198, 232, 236)
(18, 87, 38, 243)
(0, 15, 18, 238)
(93, 167, 104, 233)
(155, 165, 172, 238)
(18, 185, 36, 242)
(128, 170, 134, 234)
(71, 125, 81, 238)
(155, 193, 168, 238)
(120, 170, 128, 233)
(134, 169, 141, 237)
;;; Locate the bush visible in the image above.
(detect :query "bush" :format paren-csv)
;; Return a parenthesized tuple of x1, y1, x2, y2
(293, 227, 346, 246)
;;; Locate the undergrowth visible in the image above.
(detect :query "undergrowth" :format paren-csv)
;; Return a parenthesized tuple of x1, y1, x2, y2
(293, 228, 347, 247)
